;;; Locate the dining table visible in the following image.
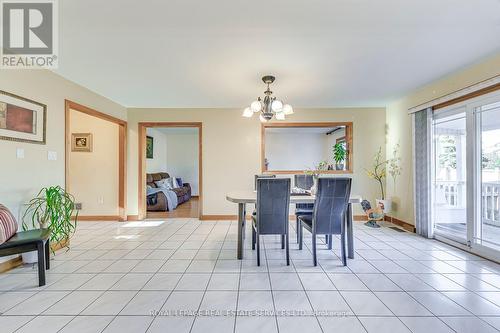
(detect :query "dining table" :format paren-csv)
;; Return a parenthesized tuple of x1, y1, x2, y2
(226, 190, 362, 260)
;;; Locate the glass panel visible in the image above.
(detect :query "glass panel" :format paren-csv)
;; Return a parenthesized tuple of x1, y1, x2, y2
(478, 101, 500, 250)
(433, 110, 467, 241)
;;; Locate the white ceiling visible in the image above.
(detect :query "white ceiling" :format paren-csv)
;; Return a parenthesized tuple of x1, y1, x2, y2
(56, 0, 500, 108)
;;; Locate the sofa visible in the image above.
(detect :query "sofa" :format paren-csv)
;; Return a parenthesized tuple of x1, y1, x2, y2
(146, 172, 192, 211)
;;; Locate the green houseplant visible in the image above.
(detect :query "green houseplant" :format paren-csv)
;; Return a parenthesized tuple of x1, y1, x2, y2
(22, 186, 78, 261)
(333, 142, 347, 170)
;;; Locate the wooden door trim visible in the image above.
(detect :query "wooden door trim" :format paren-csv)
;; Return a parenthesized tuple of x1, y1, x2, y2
(138, 122, 203, 220)
(65, 100, 127, 221)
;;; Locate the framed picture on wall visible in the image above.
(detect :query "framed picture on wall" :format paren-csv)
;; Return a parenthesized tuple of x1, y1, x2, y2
(146, 136, 154, 159)
(71, 133, 93, 152)
(0, 90, 47, 144)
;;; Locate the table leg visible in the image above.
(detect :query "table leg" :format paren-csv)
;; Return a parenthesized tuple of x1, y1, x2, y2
(347, 203, 354, 259)
(237, 203, 245, 260)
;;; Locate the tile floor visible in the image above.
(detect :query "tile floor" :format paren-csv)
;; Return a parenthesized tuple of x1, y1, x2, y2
(1, 219, 500, 333)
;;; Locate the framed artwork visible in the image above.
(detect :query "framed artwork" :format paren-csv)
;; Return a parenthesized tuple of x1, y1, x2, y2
(146, 136, 154, 159)
(71, 133, 93, 152)
(0, 90, 47, 144)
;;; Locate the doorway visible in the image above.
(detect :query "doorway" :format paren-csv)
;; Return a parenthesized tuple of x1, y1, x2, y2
(431, 90, 500, 258)
(138, 122, 202, 220)
(65, 100, 127, 221)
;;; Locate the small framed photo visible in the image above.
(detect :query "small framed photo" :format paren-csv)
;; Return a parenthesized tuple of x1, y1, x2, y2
(146, 136, 154, 159)
(72, 133, 93, 152)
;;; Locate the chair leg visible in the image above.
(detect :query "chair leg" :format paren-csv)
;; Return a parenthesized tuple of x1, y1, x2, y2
(325, 235, 328, 243)
(252, 227, 256, 250)
(312, 232, 317, 266)
(281, 234, 285, 249)
(298, 223, 303, 250)
(45, 239, 50, 270)
(327, 234, 333, 250)
(296, 218, 300, 243)
(285, 233, 290, 266)
(37, 242, 46, 287)
(256, 233, 261, 266)
(341, 229, 347, 266)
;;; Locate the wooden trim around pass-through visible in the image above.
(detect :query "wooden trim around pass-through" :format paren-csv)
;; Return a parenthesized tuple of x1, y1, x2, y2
(261, 122, 354, 174)
(65, 100, 127, 221)
(138, 122, 203, 220)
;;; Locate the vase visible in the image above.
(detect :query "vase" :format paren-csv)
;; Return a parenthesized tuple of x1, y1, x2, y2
(376, 198, 392, 214)
(310, 178, 318, 195)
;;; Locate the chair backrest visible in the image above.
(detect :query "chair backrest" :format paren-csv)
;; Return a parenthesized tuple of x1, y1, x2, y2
(254, 174, 276, 190)
(255, 178, 291, 235)
(294, 174, 313, 190)
(312, 177, 352, 235)
(294, 174, 314, 210)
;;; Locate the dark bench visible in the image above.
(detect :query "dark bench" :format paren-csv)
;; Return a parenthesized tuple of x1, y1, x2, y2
(0, 229, 51, 286)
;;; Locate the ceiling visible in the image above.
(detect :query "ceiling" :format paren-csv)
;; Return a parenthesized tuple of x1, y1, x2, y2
(56, 0, 500, 108)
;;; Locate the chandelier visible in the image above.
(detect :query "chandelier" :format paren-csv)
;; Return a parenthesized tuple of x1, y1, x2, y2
(242, 75, 293, 121)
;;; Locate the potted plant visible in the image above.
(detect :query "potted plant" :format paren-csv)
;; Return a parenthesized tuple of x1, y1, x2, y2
(365, 147, 392, 213)
(21, 186, 78, 263)
(305, 160, 328, 194)
(333, 142, 347, 170)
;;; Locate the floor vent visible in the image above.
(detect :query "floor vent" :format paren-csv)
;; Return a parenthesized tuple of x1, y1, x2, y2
(389, 226, 406, 233)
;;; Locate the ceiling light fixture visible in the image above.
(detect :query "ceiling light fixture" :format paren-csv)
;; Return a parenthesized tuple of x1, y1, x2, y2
(243, 75, 293, 121)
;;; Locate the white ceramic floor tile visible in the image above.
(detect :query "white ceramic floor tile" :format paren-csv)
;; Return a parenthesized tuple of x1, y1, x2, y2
(340, 291, 392, 316)
(318, 316, 367, 333)
(0, 316, 34, 333)
(375, 291, 433, 316)
(15, 315, 74, 333)
(120, 290, 170, 315)
(59, 316, 114, 333)
(81, 290, 136, 315)
(399, 317, 454, 333)
(440, 316, 498, 333)
(358, 317, 411, 333)
(102, 316, 153, 333)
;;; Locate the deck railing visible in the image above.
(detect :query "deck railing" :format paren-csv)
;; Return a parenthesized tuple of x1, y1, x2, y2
(436, 180, 500, 226)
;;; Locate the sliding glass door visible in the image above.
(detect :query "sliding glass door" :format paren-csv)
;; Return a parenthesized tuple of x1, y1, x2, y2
(475, 99, 500, 252)
(432, 107, 467, 242)
(431, 91, 500, 258)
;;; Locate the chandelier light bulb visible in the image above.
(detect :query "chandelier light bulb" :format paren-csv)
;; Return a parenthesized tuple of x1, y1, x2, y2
(275, 112, 285, 120)
(271, 100, 283, 112)
(282, 104, 294, 115)
(259, 114, 268, 122)
(250, 100, 262, 112)
(242, 107, 253, 118)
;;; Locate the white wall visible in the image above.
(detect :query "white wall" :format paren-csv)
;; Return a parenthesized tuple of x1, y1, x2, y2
(145, 128, 167, 173)
(69, 110, 119, 216)
(165, 131, 199, 196)
(266, 132, 325, 170)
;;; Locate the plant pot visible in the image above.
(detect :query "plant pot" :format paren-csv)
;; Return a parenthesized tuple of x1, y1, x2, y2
(22, 251, 38, 264)
(376, 199, 392, 214)
(335, 164, 344, 170)
(310, 179, 318, 195)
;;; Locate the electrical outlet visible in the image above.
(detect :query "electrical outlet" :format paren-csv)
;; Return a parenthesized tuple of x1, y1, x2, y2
(98, 196, 104, 205)
(75, 203, 82, 210)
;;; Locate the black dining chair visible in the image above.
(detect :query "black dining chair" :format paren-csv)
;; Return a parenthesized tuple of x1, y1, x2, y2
(252, 178, 291, 266)
(254, 174, 276, 190)
(294, 174, 314, 243)
(298, 177, 352, 266)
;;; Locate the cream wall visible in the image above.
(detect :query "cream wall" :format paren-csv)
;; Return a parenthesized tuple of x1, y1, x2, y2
(0, 70, 126, 264)
(69, 110, 119, 216)
(386, 53, 500, 225)
(0, 70, 126, 221)
(145, 128, 168, 173)
(126, 108, 386, 216)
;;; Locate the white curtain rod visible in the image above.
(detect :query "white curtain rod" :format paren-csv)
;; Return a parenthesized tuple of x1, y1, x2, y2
(407, 75, 500, 114)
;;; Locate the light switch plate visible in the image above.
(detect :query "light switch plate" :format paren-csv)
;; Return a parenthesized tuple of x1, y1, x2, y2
(48, 151, 57, 161)
(16, 148, 25, 159)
